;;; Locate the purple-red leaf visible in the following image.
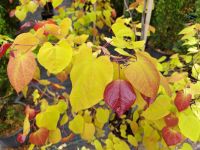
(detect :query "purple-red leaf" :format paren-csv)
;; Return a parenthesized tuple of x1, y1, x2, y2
(104, 80, 136, 116)
(0, 43, 12, 58)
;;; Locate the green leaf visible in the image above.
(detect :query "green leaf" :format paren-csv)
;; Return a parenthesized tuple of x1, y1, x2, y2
(142, 95, 172, 120)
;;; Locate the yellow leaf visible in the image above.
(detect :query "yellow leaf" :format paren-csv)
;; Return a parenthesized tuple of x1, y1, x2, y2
(37, 40, 72, 74)
(15, 6, 27, 21)
(113, 140, 130, 150)
(23, 115, 30, 135)
(69, 114, 84, 134)
(142, 95, 172, 120)
(56, 100, 68, 114)
(36, 107, 60, 130)
(128, 135, 138, 147)
(13, 33, 39, 53)
(114, 48, 132, 57)
(178, 112, 200, 142)
(93, 140, 103, 150)
(74, 34, 89, 45)
(70, 45, 113, 112)
(28, 144, 35, 150)
(49, 128, 61, 144)
(57, 18, 72, 39)
(81, 123, 95, 141)
(95, 108, 110, 123)
(180, 143, 193, 150)
(60, 113, 68, 126)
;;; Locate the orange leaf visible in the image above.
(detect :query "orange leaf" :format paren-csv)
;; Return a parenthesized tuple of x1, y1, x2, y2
(7, 51, 36, 93)
(124, 52, 160, 98)
(29, 128, 49, 146)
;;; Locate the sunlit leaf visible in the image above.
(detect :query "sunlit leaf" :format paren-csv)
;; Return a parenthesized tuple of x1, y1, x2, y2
(70, 45, 113, 112)
(37, 40, 72, 74)
(36, 107, 60, 130)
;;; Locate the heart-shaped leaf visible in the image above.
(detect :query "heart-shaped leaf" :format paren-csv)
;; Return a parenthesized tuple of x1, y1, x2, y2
(162, 126, 182, 146)
(7, 51, 36, 93)
(29, 128, 49, 146)
(174, 91, 192, 112)
(124, 52, 160, 98)
(104, 80, 136, 116)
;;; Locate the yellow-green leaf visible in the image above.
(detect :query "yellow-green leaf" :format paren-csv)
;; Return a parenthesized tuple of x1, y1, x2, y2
(37, 40, 72, 74)
(142, 95, 171, 120)
(70, 45, 113, 112)
(52, 0, 64, 8)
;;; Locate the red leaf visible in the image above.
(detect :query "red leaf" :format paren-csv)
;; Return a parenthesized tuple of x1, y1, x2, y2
(17, 133, 26, 144)
(29, 128, 49, 146)
(104, 80, 136, 116)
(162, 127, 182, 146)
(164, 113, 179, 127)
(0, 43, 12, 58)
(174, 91, 192, 112)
